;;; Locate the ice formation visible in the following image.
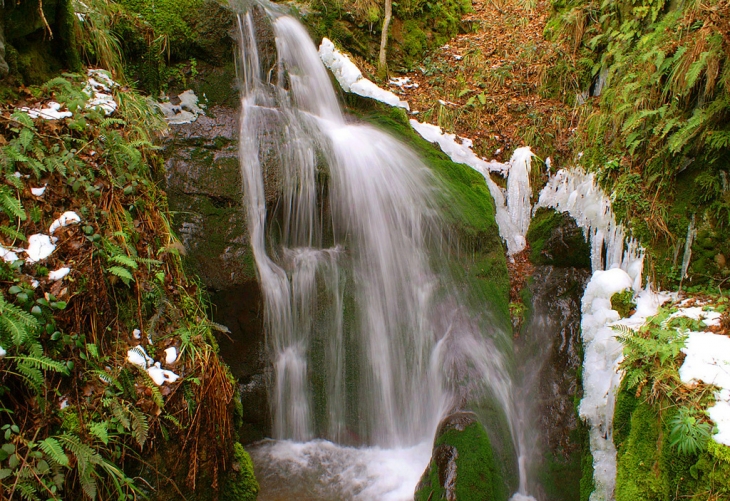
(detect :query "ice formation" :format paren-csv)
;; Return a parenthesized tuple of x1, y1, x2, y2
(48, 267, 71, 281)
(536, 167, 651, 500)
(506, 147, 534, 246)
(49, 211, 81, 234)
(25, 234, 56, 263)
(319, 38, 410, 110)
(679, 330, 730, 446)
(536, 168, 643, 284)
(409, 120, 536, 254)
(158, 89, 205, 124)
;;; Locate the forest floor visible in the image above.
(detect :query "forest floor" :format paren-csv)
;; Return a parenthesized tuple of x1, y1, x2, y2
(385, 0, 580, 166)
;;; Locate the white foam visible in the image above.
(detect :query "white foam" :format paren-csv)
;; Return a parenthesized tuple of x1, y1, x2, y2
(250, 439, 432, 501)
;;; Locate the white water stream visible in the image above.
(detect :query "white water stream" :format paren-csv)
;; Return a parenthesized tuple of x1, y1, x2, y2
(233, 3, 530, 499)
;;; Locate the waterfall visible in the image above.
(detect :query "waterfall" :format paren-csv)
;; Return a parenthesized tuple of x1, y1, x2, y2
(232, 3, 526, 499)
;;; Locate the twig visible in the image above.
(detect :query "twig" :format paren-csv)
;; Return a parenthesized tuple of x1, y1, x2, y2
(38, 0, 54, 40)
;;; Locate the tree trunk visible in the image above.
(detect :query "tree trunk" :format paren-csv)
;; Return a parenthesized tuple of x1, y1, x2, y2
(378, 0, 392, 77)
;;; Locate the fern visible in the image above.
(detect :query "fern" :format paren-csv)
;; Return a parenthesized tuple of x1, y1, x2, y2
(88, 422, 109, 445)
(39, 438, 70, 467)
(0, 225, 27, 242)
(109, 254, 138, 269)
(107, 266, 134, 285)
(130, 408, 149, 447)
(0, 187, 27, 221)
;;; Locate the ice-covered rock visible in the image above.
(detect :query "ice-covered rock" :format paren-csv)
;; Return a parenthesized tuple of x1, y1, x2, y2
(319, 38, 410, 110)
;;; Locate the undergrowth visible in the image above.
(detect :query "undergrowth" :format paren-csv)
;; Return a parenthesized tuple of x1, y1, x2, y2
(0, 72, 239, 500)
(547, 0, 730, 288)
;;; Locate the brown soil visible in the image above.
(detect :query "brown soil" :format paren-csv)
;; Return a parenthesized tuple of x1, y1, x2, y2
(386, 0, 579, 164)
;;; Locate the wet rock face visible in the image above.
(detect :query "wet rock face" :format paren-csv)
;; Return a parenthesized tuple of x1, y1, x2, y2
(527, 208, 591, 269)
(516, 264, 590, 500)
(163, 105, 271, 441)
(0, 22, 8, 79)
(164, 106, 254, 291)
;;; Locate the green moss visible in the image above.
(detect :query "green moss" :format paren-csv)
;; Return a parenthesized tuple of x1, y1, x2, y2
(57, 0, 82, 72)
(416, 421, 509, 501)
(614, 385, 730, 500)
(221, 443, 259, 501)
(610, 290, 636, 319)
(526, 208, 591, 268)
(356, 104, 510, 326)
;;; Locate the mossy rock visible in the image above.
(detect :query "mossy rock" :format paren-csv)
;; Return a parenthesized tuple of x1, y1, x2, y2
(526, 208, 591, 268)
(221, 442, 260, 501)
(415, 412, 510, 501)
(614, 386, 730, 500)
(1, 0, 81, 84)
(610, 290, 636, 319)
(354, 104, 511, 328)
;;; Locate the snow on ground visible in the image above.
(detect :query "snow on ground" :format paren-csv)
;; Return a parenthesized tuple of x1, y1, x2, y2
(25, 234, 56, 263)
(157, 89, 205, 124)
(319, 38, 410, 110)
(18, 70, 119, 120)
(31, 186, 47, 197)
(48, 267, 71, 281)
(126, 345, 179, 385)
(677, 315, 730, 446)
(49, 211, 81, 235)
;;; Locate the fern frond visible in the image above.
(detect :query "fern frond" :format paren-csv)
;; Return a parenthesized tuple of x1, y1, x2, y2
(39, 437, 70, 467)
(130, 407, 149, 447)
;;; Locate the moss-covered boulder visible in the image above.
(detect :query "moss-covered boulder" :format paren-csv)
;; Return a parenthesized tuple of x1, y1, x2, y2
(1, 0, 81, 85)
(527, 208, 591, 269)
(222, 442, 260, 501)
(415, 412, 510, 501)
(614, 386, 730, 500)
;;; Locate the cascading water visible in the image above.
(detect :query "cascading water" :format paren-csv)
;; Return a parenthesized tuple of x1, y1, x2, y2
(231, 2, 535, 499)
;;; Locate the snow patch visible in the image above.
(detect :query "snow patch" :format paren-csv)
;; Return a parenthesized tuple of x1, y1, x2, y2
(84, 69, 118, 116)
(669, 306, 722, 327)
(127, 346, 153, 369)
(147, 362, 180, 385)
(164, 347, 178, 365)
(25, 234, 56, 263)
(0, 245, 20, 263)
(158, 90, 205, 125)
(132, 329, 141, 340)
(18, 102, 73, 120)
(319, 38, 410, 110)
(49, 211, 81, 234)
(31, 186, 47, 197)
(679, 331, 730, 446)
(0, 346, 5, 358)
(48, 267, 71, 281)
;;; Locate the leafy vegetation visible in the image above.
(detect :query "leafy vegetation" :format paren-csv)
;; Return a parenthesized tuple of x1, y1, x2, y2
(0, 69, 244, 500)
(547, 0, 730, 287)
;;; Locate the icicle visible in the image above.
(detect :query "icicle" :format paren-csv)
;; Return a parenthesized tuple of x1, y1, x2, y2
(681, 215, 696, 281)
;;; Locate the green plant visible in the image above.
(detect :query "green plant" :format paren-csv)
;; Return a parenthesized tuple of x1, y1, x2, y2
(668, 407, 713, 455)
